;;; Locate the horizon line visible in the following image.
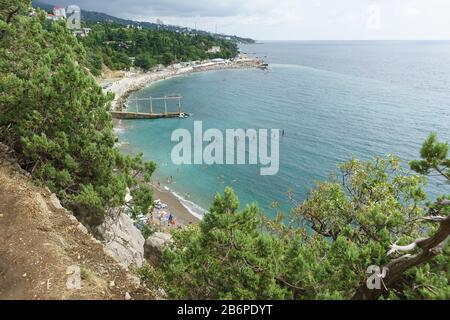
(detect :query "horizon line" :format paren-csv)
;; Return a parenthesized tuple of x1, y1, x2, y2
(251, 39, 450, 42)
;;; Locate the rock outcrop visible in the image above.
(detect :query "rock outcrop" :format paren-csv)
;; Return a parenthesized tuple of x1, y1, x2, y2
(0, 159, 153, 300)
(96, 211, 145, 269)
(144, 232, 173, 267)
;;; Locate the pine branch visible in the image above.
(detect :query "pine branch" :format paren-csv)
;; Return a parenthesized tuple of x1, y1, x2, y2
(352, 201, 450, 300)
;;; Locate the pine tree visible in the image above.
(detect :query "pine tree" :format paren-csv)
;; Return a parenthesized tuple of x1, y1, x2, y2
(161, 147, 449, 300)
(0, 1, 155, 226)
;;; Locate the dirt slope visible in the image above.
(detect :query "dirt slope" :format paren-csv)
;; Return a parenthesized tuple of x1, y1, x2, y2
(0, 162, 154, 300)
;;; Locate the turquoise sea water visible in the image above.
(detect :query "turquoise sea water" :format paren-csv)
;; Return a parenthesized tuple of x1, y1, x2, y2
(118, 41, 450, 218)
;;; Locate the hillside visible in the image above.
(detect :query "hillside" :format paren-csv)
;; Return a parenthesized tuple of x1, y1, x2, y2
(0, 152, 154, 300)
(80, 22, 240, 75)
(31, 0, 255, 44)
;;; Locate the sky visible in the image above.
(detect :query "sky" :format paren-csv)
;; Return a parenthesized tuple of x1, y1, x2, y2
(44, 0, 450, 40)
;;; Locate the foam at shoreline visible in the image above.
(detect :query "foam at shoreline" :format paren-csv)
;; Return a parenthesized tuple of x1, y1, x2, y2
(163, 186, 207, 220)
(107, 58, 262, 225)
(114, 115, 207, 223)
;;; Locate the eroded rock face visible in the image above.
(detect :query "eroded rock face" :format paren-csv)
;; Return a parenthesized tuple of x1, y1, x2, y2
(0, 163, 154, 300)
(96, 212, 145, 269)
(144, 232, 173, 267)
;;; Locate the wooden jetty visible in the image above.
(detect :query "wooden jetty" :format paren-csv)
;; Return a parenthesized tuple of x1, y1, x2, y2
(111, 96, 189, 120)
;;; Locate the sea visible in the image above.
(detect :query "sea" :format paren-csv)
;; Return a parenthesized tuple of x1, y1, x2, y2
(117, 41, 450, 219)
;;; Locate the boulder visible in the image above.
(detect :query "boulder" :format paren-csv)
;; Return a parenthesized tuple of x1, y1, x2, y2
(66, 265, 81, 290)
(144, 232, 173, 267)
(96, 212, 145, 269)
(49, 194, 64, 210)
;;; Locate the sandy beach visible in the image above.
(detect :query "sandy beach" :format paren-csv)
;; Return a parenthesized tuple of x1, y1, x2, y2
(152, 185, 200, 226)
(102, 57, 263, 226)
(101, 57, 264, 111)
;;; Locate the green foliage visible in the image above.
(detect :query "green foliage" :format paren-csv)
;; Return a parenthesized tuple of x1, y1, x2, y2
(0, 4, 155, 226)
(3, 2, 448, 301)
(410, 133, 450, 181)
(0, 0, 30, 23)
(163, 188, 290, 300)
(109, 50, 132, 70)
(158, 151, 449, 300)
(134, 53, 157, 71)
(141, 223, 157, 240)
(138, 263, 166, 291)
(86, 50, 103, 76)
(80, 22, 239, 72)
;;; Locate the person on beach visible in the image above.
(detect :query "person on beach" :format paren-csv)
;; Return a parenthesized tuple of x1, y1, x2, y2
(168, 213, 174, 227)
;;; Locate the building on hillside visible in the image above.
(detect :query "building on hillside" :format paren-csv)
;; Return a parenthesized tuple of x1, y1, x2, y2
(47, 14, 59, 21)
(47, 6, 66, 21)
(127, 24, 143, 30)
(53, 6, 66, 18)
(73, 30, 84, 37)
(207, 46, 221, 53)
(73, 28, 92, 38)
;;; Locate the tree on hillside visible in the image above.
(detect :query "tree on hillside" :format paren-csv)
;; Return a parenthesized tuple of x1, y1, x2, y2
(161, 136, 449, 300)
(163, 188, 289, 299)
(0, 0, 30, 24)
(352, 133, 450, 299)
(79, 23, 239, 72)
(0, 1, 155, 226)
(410, 133, 450, 181)
(135, 53, 157, 71)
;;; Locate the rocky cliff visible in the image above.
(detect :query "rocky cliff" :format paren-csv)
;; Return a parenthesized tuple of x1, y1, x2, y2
(0, 155, 154, 300)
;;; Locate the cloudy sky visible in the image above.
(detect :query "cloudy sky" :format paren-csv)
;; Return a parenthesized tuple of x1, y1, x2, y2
(45, 0, 450, 40)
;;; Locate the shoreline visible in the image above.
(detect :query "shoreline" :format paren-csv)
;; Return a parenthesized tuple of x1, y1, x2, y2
(102, 57, 264, 112)
(152, 184, 202, 225)
(104, 57, 264, 226)
(113, 119, 206, 226)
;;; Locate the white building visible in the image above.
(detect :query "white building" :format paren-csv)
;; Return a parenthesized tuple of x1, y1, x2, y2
(47, 14, 60, 21)
(73, 28, 92, 38)
(207, 46, 221, 54)
(53, 6, 66, 18)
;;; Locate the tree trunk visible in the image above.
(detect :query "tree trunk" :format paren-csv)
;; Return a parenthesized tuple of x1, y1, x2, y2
(353, 213, 450, 300)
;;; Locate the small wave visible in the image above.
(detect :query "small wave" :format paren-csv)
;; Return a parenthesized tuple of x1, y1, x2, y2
(164, 186, 207, 220)
(114, 127, 125, 134)
(115, 141, 129, 148)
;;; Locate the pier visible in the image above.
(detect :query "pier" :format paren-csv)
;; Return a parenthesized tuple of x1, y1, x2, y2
(110, 96, 189, 119)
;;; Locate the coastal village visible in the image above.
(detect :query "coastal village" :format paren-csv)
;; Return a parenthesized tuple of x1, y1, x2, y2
(30, 5, 93, 37)
(34, 5, 266, 119)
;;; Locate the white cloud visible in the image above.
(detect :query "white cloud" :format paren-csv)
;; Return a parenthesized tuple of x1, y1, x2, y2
(45, 0, 450, 40)
(402, 5, 421, 18)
